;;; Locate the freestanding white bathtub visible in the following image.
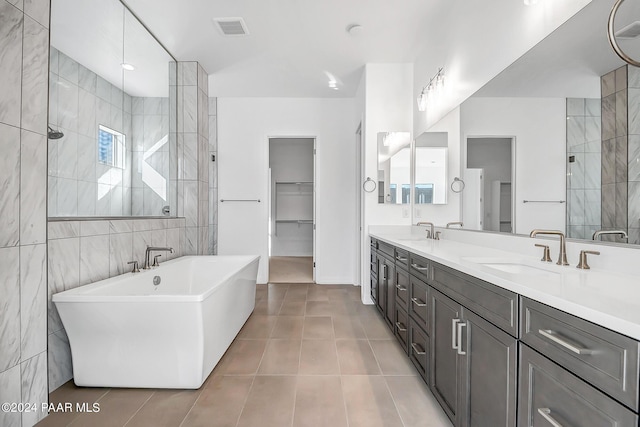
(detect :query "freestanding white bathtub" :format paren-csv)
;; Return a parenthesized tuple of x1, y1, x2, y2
(52, 255, 260, 389)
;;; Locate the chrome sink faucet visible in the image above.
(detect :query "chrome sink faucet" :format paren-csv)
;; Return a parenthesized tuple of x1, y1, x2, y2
(529, 229, 568, 266)
(144, 246, 174, 269)
(417, 221, 435, 239)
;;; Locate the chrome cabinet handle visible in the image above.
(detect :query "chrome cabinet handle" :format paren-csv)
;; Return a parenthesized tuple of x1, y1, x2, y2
(411, 263, 429, 271)
(537, 408, 564, 427)
(411, 343, 426, 355)
(452, 318, 460, 349)
(457, 322, 467, 355)
(381, 265, 387, 280)
(538, 329, 592, 355)
(411, 297, 426, 307)
(396, 322, 407, 332)
(396, 256, 408, 262)
(396, 284, 407, 291)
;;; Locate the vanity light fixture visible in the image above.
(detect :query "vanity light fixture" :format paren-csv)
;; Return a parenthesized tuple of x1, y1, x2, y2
(417, 67, 444, 112)
(121, 63, 135, 71)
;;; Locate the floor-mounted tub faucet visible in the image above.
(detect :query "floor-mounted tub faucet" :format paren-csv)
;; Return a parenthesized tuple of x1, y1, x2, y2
(529, 229, 568, 266)
(144, 246, 174, 269)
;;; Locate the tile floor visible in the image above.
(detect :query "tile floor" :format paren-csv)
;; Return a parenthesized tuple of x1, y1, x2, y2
(37, 283, 452, 427)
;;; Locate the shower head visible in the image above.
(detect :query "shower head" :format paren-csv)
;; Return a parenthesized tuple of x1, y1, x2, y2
(47, 126, 64, 140)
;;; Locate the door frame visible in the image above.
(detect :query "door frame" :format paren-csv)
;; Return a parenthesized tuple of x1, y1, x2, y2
(266, 135, 317, 283)
(463, 135, 517, 233)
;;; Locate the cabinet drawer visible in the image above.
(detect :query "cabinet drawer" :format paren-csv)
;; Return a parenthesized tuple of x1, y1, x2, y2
(518, 344, 637, 427)
(521, 297, 640, 410)
(409, 252, 431, 282)
(378, 241, 395, 259)
(409, 275, 429, 332)
(395, 306, 409, 354)
(395, 248, 409, 271)
(395, 268, 409, 310)
(409, 320, 429, 383)
(432, 262, 517, 337)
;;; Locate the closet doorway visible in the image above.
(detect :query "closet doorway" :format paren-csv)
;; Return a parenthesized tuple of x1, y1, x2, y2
(268, 138, 315, 283)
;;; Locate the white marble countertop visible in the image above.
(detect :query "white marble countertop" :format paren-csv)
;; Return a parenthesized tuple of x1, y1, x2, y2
(370, 231, 640, 341)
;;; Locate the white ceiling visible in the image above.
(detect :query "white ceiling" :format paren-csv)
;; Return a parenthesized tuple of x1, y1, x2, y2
(124, 0, 437, 98)
(472, 0, 640, 99)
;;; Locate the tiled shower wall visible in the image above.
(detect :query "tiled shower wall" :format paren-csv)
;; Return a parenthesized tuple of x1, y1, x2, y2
(627, 67, 640, 245)
(46, 218, 185, 392)
(0, 0, 50, 426)
(177, 62, 209, 255)
(209, 97, 218, 254)
(566, 98, 601, 240)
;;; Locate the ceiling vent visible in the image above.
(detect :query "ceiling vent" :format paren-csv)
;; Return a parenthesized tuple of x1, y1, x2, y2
(615, 21, 640, 39)
(214, 18, 249, 36)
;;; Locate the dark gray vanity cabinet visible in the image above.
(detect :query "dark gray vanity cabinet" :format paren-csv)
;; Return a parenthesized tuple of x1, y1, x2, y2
(370, 239, 378, 304)
(376, 250, 395, 326)
(430, 268, 518, 427)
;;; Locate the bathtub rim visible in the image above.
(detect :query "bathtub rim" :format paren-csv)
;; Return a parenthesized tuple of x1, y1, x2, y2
(52, 255, 260, 304)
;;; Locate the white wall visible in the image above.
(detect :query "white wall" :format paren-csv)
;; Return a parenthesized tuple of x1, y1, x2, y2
(412, 0, 592, 133)
(218, 98, 356, 284)
(460, 97, 566, 234)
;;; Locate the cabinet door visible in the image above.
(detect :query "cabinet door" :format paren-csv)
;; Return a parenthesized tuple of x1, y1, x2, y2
(395, 267, 409, 311)
(385, 262, 396, 328)
(430, 289, 461, 424)
(458, 308, 517, 427)
(370, 271, 377, 304)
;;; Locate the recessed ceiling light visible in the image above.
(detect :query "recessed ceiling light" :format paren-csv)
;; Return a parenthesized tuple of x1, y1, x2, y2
(346, 24, 363, 36)
(121, 63, 135, 71)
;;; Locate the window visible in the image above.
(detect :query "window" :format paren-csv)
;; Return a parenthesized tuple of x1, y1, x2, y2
(98, 125, 125, 169)
(415, 184, 434, 204)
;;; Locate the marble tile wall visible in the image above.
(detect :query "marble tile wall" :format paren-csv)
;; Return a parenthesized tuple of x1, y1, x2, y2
(209, 97, 218, 254)
(130, 96, 175, 216)
(601, 65, 640, 243)
(177, 62, 209, 255)
(566, 98, 601, 240)
(46, 218, 185, 391)
(628, 66, 640, 244)
(0, 0, 50, 425)
(48, 47, 133, 217)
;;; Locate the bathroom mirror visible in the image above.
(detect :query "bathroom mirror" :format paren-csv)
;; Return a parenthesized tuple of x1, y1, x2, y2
(377, 132, 411, 204)
(414, 132, 448, 205)
(48, 0, 177, 218)
(459, 0, 640, 246)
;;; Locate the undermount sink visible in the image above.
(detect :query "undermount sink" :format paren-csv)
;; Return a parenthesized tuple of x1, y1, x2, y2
(461, 257, 560, 276)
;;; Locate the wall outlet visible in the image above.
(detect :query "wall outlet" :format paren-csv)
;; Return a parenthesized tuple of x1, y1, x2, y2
(402, 208, 409, 218)
(415, 208, 421, 218)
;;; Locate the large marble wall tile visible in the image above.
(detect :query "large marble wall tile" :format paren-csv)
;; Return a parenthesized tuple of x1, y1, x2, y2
(615, 182, 628, 229)
(182, 61, 197, 86)
(629, 135, 640, 181)
(166, 228, 180, 260)
(629, 181, 640, 227)
(585, 98, 600, 117)
(567, 98, 584, 116)
(144, 97, 162, 115)
(0, 247, 20, 371)
(78, 66, 96, 94)
(584, 152, 601, 190)
(208, 115, 217, 152)
(110, 232, 133, 276)
(616, 91, 628, 138)
(48, 237, 79, 333)
(183, 86, 198, 133)
(48, 221, 79, 239)
(20, 130, 47, 244)
(183, 132, 198, 180)
(199, 225, 209, 255)
(48, 72, 58, 125)
(629, 88, 640, 135)
(602, 138, 616, 185)
(568, 152, 585, 190)
(616, 136, 628, 184)
(20, 15, 48, 134)
(602, 70, 616, 97)
(80, 234, 109, 286)
(77, 135, 96, 182)
(0, 2, 23, 127)
(184, 181, 198, 227)
(57, 130, 77, 179)
(78, 88, 96, 137)
(602, 183, 616, 228)
(80, 220, 109, 236)
(0, 123, 20, 247)
(23, 0, 48, 28)
(57, 177, 78, 216)
(568, 190, 585, 226)
(0, 364, 21, 427)
(629, 227, 640, 245)
(110, 85, 123, 108)
(21, 351, 47, 425)
(20, 244, 46, 360)
(567, 225, 585, 240)
(184, 226, 198, 255)
(96, 75, 111, 102)
(629, 66, 640, 88)
(585, 115, 601, 143)
(602, 94, 616, 141)
(616, 65, 628, 90)
(197, 63, 207, 92)
(198, 89, 208, 137)
(48, 329, 72, 392)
